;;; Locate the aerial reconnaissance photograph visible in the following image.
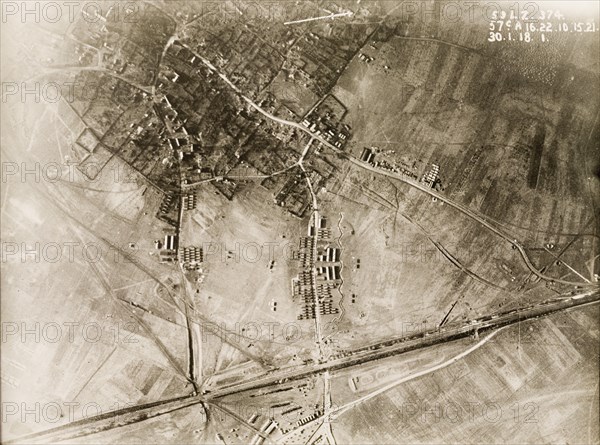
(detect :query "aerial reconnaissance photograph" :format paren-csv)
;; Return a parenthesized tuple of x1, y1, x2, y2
(0, 0, 598, 444)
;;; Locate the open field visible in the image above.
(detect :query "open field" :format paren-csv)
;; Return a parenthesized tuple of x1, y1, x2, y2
(1, 103, 195, 440)
(331, 16, 599, 283)
(316, 156, 577, 352)
(1, 193, 192, 441)
(59, 403, 208, 445)
(180, 181, 320, 370)
(331, 304, 599, 444)
(218, 374, 325, 435)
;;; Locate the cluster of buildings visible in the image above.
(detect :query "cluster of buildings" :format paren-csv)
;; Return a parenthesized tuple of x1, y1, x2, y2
(308, 215, 332, 240)
(360, 147, 376, 163)
(72, 4, 161, 85)
(182, 193, 197, 210)
(315, 282, 340, 316)
(315, 226, 332, 240)
(272, 170, 315, 218)
(293, 271, 316, 320)
(188, 24, 288, 100)
(316, 265, 341, 282)
(156, 193, 179, 227)
(155, 232, 203, 272)
(295, 410, 323, 427)
(302, 95, 350, 148)
(314, 241, 342, 316)
(249, 419, 279, 445)
(317, 246, 340, 263)
(358, 52, 374, 63)
(301, 117, 349, 149)
(179, 247, 203, 271)
(143, 41, 262, 196)
(158, 234, 178, 263)
(298, 237, 315, 268)
(360, 147, 419, 180)
(128, 33, 351, 214)
(283, 23, 370, 98)
(269, 299, 278, 311)
(422, 163, 441, 189)
(292, 215, 342, 319)
(373, 158, 416, 176)
(154, 91, 218, 187)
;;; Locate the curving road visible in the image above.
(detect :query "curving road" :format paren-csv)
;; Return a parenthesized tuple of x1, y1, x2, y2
(239, 96, 593, 287)
(205, 289, 599, 399)
(9, 290, 598, 444)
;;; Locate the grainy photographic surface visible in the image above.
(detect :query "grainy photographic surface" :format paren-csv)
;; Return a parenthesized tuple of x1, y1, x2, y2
(1, 1, 599, 444)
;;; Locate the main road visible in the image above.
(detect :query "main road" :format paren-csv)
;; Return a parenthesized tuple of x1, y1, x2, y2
(203, 289, 599, 399)
(180, 41, 583, 286)
(239, 96, 592, 287)
(9, 290, 597, 445)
